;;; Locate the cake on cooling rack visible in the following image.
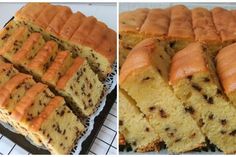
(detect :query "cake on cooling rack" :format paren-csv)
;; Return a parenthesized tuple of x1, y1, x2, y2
(14, 3, 116, 79)
(119, 88, 160, 152)
(0, 58, 85, 154)
(120, 38, 205, 154)
(169, 42, 236, 154)
(0, 23, 104, 117)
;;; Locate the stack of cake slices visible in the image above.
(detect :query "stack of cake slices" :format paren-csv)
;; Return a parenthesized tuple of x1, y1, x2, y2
(0, 57, 85, 154)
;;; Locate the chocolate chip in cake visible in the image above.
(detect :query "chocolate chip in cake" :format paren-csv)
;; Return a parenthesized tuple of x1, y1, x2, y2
(204, 77, 210, 82)
(159, 109, 168, 118)
(220, 119, 227, 125)
(157, 68, 162, 75)
(207, 97, 214, 104)
(169, 41, 176, 48)
(149, 106, 156, 111)
(208, 114, 214, 120)
(145, 127, 150, 132)
(187, 75, 192, 80)
(175, 138, 181, 142)
(184, 106, 195, 114)
(142, 77, 152, 81)
(229, 130, 236, 136)
(198, 118, 205, 127)
(165, 127, 169, 131)
(132, 141, 137, 146)
(119, 120, 123, 126)
(220, 130, 226, 134)
(192, 83, 202, 92)
(217, 88, 222, 95)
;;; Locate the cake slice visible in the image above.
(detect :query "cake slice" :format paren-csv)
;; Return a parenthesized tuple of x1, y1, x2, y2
(0, 26, 31, 61)
(120, 38, 205, 153)
(216, 42, 236, 106)
(212, 7, 236, 46)
(59, 12, 85, 40)
(12, 33, 45, 66)
(119, 88, 160, 152)
(42, 51, 73, 86)
(119, 8, 149, 49)
(191, 7, 221, 56)
(168, 5, 194, 51)
(46, 6, 72, 36)
(29, 96, 85, 154)
(56, 56, 104, 117)
(170, 42, 236, 154)
(27, 40, 58, 77)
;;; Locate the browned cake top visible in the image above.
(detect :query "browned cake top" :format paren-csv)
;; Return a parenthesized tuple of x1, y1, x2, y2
(119, 8, 149, 33)
(212, 7, 236, 42)
(192, 7, 220, 44)
(140, 8, 170, 38)
(169, 42, 208, 84)
(168, 5, 194, 41)
(15, 3, 116, 64)
(120, 38, 156, 84)
(216, 43, 236, 94)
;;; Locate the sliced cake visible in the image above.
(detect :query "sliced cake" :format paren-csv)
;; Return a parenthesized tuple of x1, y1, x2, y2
(167, 5, 194, 52)
(119, 88, 160, 152)
(191, 7, 221, 56)
(12, 33, 45, 66)
(29, 96, 85, 154)
(14, 3, 117, 79)
(0, 26, 31, 61)
(56, 56, 104, 117)
(120, 38, 205, 153)
(169, 42, 236, 154)
(119, 8, 149, 49)
(216, 42, 236, 107)
(212, 7, 236, 46)
(27, 40, 58, 77)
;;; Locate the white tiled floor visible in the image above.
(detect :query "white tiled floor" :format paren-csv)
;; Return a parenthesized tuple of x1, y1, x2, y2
(0, 101, 117, 155)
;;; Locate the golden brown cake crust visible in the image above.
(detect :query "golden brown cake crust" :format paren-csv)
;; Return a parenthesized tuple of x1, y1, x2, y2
(169, 42, 208, 84)
(192, 7, 221, 44)
(216, 43, 236, 93)
(15, 3, 116, 65)
(140, 8, 170, 38)
(119, 38, 156, 84)
(119, 8, 149, 33)
(168, 5, 194, 40)
(212, 7, 236, 43)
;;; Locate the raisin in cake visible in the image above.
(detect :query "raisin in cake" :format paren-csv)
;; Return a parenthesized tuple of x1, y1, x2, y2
(191, 7, 221, 56)
(119, 88, 160, 152)
(216, 42, 236, 107)
(169, 42, 236, 154)
(14, 3, 116, 79)
(120, 38, 205, 153)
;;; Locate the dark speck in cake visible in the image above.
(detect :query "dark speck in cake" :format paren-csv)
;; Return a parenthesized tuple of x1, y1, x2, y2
(192, 83, 202, 92)
(184, 106, 195, 114)
(220, 119, 227, 125)
(159, 109, 168, 118)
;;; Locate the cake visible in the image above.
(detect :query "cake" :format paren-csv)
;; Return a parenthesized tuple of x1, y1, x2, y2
(14, 3, 116, 79)
(0, 58, 85, 154)
(12, 33, 45, 66)
(119, 88, 160, 152)
(191, 7, 221, 56)
(0, 24, 104, 117)
(120, 38, 205, 153)
(216, 42, 236, 107)
(167, 5, 194, 52)
(169, 42, 236, 154)
(212, 7, 236, 46)
(27, 40, 58, 77)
